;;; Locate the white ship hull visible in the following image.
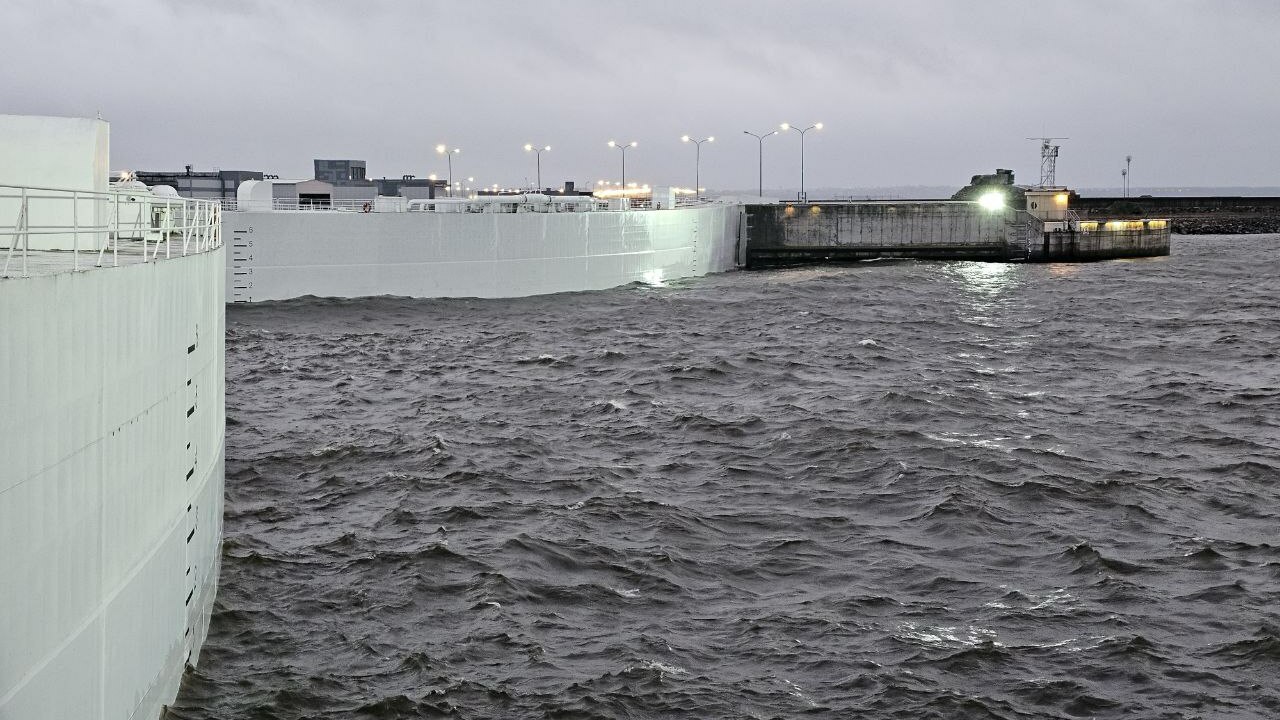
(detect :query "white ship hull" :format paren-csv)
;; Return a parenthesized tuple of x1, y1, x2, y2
(0, 248, 225, 720)
(223, 204, 743, 302)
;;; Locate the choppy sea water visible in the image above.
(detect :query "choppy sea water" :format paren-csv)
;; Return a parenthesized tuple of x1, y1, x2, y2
(170, 235, 1280, 719)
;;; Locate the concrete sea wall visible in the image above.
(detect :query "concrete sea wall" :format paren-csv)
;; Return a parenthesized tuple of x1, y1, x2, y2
(223, 204, 741, 302)
(744, 202, 1018, 266)
(744, 202, 1170, 265)
(1026, 226, 1171, 261)
(0, 248, 225, 720)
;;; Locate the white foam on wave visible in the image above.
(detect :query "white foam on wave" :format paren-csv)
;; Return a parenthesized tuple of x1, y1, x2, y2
(565, 500, 586, 510)
(635, 659, 687, 676)
(896, 621, 1003, 649)
(858, 338, 878, 346)
(780, 678, 819, 707)
(611, 587, 641, 598)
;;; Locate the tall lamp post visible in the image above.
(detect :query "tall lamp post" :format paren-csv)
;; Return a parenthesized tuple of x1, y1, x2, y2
(608, 140, 637, 190)
(524, 144, 550, 191)
(784, 122, 823, 201)
(744, 126, 784, 198)
(436, 144, 460, 197)
(681, 135, 714, 199)
(1124, 154, 1133, 198)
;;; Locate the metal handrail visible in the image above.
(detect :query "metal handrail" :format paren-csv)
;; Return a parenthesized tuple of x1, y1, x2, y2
(221, 195, 722, 214)
(1, 183, 222, 279)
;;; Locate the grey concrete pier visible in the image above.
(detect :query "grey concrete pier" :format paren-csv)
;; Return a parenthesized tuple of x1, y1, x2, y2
(742, 190, 1170, 268)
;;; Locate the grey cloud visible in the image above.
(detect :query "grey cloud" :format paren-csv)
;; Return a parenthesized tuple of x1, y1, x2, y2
(4, 0, 1277, 191)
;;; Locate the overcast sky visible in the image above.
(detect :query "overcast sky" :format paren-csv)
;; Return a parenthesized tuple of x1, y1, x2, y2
(5, 1, 1278, 192)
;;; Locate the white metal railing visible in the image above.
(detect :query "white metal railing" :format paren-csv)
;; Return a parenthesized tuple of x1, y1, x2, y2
(1, 183, 222, 278)
(222, 195, 724, 214)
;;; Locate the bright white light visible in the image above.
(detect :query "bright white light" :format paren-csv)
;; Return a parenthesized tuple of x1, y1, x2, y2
(436, 144, 446, 154)
(978, 191, 1005, 211)
(815, 123, 824, 130)
(681, 135, 690, 142)
(780, 122, 790, 131)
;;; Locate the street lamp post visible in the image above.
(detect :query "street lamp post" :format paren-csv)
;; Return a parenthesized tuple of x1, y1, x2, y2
(743, 126, 784, 198)
(1124, 155, 1133, 198)
(681, 135, 714, 199)
(608, 140, 637, 190)
(524, 144, 550, 191)
(436, 145, 460, 197)
(784, 122, 823, 201)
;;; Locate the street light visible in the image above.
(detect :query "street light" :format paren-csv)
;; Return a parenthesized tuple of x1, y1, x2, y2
(524, 144, 550, 191)
(744, 126, 784, 198)
(436, 144, 460, 197)
(784, 122, 823, 201)
(1124, 155, 1133, 198)
(608, 140, 638, 190)
(681, 135, 714, 198)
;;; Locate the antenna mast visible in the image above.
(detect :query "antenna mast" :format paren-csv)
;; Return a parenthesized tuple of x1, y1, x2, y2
(1027, 137, 1068, 187)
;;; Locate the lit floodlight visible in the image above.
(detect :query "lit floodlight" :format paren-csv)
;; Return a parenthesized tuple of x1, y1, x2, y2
(780, 122, 790, 131)
(978, 191, 1006, 211)
(436, 144, 446, 154)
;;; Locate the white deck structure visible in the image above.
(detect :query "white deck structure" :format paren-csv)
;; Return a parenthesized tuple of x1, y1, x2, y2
(0, 116, 225, 720)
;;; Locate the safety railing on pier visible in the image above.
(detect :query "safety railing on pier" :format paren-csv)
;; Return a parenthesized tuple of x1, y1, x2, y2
(1, 183, 222, 278)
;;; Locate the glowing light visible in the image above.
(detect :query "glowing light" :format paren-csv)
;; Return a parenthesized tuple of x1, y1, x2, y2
(428, 174, 437, 181)
(1054, 193, 1069, 206)
(435, 144, 445, 153)
(681, 135, 690, 142)
(978, 191, 1005, 211)
(815, 123, 824, 130)
(780, 122, 791, 131)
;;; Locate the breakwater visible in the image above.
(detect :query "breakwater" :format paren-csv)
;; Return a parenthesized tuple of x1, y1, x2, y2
(1073, 196, 1280, 234)
(743, 202, 1169, 267)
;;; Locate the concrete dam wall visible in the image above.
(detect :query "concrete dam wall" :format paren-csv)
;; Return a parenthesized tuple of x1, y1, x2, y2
(743, 201, 1170, 266)
(744, 202, 1020, 266)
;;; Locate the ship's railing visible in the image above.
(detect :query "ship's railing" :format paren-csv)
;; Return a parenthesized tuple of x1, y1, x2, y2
(223, 195, 723, 214)
(0, 183, 222, 278)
